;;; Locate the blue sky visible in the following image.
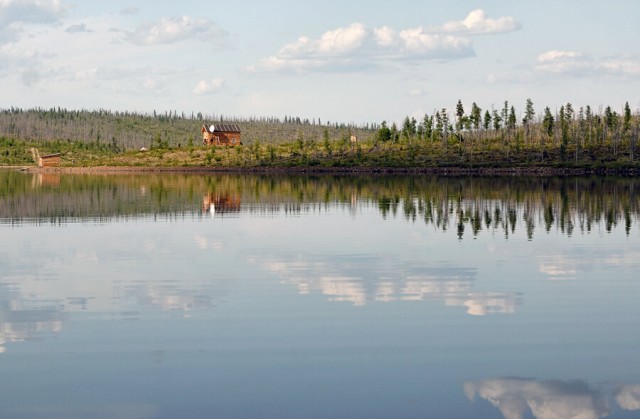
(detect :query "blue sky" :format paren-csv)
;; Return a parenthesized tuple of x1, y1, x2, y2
(1, 0, 639, 124)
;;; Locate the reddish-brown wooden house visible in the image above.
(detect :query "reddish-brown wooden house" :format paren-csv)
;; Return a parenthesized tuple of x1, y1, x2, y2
(39, 153, 61, 167)
(202, 124, 241, 146)
(31, 148, 61, 168)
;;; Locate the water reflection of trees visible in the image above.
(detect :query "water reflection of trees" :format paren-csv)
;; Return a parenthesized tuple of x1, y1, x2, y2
(1, 172, 638, 237)
(376, 177, 639, 239)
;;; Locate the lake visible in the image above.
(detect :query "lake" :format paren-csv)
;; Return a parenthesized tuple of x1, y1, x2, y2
(0, 170, 639, 419)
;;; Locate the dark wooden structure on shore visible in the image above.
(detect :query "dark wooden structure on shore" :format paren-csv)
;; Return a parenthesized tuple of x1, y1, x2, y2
(31, 148, 61, 168)
(202, 124, 241, 146)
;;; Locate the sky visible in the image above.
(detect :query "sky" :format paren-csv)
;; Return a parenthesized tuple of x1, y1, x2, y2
(1, 0, 639, 124)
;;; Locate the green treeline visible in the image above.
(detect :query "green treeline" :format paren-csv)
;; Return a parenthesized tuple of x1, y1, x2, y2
(376, 99, 639, 168)
(0, 101, 638, 168)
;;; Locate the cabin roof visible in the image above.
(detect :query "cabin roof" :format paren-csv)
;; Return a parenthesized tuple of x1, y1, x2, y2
(202, 124, 241, 133)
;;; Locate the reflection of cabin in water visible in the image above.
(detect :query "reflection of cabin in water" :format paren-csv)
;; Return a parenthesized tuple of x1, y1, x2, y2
(203, 193, 241, 215)
(34, 173, 61, 187)
(202, 124, 241, 146)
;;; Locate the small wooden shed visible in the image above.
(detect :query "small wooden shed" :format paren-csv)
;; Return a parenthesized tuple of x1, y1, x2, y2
(202, 124, 241, 146)
(31, 148, 61, 168)
(39, 153, 61, 167)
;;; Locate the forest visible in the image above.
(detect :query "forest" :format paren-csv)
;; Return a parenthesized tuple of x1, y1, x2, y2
(0, 100, 638, 170)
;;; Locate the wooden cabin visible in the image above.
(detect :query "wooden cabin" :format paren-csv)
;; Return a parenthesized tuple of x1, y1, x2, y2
(202, 124, 241, 146)
(31, 148, 61, 168)
(39, 153, 61, 167)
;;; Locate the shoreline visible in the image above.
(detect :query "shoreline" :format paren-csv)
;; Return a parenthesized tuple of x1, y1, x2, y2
(6, 164, 640, 176)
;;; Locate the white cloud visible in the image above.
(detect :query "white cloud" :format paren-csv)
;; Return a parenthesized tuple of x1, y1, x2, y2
(408, 88, 427, 97)
(317, 22, 368, 55)
(276, 23, 368, 59)
(537, 50, 582, 63)
(397, 27, 471, 57)
(0, 43, 48, 68)
(142, 77, 158, 90)
(0, 0, 66, 26)
(126, 15, 228, 46)
(247, 11, 519, 73)
(436, 9, 521, 35)
(0, 0, 67, 44)
(1, 10, 216, 97)
(21, 68, 40, 85)
(536, 50, 640, 78)
(64, 63, 194, 97)
(535, 50, 592, 75)
(65, 23, 90, 33)
(488, 50, 640, 85)
(74, 67, 96, 81)
(119, 6, 139, 16)
(599, 57, 640, 77)
(0, 43, 56, 85)
(193, 78, 224, 95)
(247, 22, 473, 73)
(373, 26, 395, 47)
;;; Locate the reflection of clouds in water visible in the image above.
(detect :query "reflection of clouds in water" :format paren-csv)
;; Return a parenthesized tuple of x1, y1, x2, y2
(604, 252, 640, 269)
(0, 285, 64, 353)
(319, 276, 366, 306)
(0, 276, 223, 352)
(447, 293, 519, 316)
(539, 250, 640, 281)
(464, 377, 610, 419)
(615, 384, 640, 410)
(193, 234, 223, 251)
(403, 277, 519, 315)
(123, 282, 215, 314)
(401, 276, 473, 299)
(538, 256, 579, 281)
(263, 259, 520, 315)
(0, 231, 228, 351)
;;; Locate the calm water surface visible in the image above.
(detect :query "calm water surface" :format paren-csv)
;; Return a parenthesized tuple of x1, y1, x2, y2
(0, 171, 639, 419)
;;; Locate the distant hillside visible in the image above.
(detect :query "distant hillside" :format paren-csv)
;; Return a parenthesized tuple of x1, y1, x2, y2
(1, 102, 639, 170)
(0, 107, 376, 150)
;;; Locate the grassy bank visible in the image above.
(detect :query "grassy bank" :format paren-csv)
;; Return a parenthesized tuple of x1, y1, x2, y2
(2, 105, 639, 172)
(3, 135, 640, 174)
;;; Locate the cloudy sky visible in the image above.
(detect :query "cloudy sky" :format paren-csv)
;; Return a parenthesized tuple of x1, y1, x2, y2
(1, 0, 639, 124)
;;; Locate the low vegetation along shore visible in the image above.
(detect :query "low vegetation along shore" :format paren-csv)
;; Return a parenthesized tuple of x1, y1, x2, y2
(1, 101, 639, 174)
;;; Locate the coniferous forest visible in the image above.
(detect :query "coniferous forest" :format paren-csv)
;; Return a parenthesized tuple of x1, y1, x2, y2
(0, 100, 638, 170)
